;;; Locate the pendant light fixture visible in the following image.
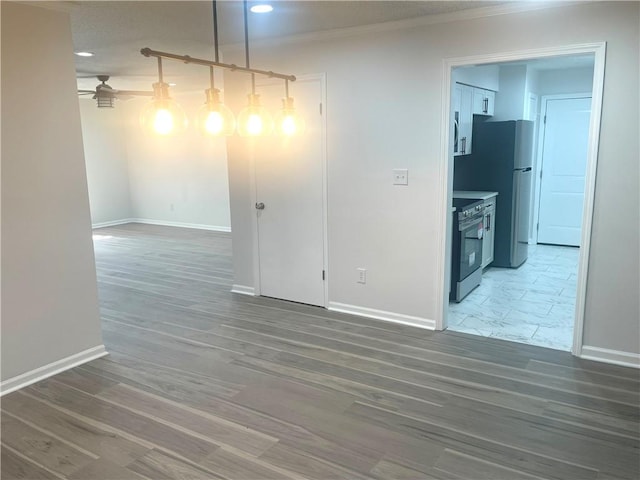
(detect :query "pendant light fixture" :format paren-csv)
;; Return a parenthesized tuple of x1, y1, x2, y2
(139, 0, 300, 137)
(237, 1, 273, 136)
(140, 57, 187, 135)
(237, 78, 274, 136)
(196, 2, 235, 136)
(197, 67, 236, 136)
(274, 79, 305, 136)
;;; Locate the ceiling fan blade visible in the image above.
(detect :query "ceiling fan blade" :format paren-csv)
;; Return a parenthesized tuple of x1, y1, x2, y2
(114, 90, 154, 97)
(78, 75, 154, 106)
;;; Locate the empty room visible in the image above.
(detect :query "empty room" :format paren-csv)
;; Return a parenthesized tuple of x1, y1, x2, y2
(1, 1, 639, 479)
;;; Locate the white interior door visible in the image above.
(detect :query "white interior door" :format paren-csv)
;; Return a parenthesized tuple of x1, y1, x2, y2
(254, 76, 325, 306)
(537, 96, 591, 246)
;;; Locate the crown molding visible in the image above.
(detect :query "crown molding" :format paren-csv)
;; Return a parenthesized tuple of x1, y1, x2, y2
(222, 1, 582, 54)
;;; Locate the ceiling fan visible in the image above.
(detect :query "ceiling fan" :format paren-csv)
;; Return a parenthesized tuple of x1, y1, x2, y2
(78, 75, 153, 108)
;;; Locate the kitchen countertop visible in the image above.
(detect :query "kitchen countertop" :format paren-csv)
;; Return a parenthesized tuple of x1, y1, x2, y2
(453, 190, 499, 200)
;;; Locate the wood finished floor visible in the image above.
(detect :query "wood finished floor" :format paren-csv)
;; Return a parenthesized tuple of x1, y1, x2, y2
(2, 223, 639, 480)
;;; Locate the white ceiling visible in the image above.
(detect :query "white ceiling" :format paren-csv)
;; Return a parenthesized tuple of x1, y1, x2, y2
(70, 1, 590, 94)
(70, 1, 505, 90)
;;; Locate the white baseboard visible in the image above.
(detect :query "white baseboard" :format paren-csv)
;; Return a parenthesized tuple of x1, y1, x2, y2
(131, 219, 231, 233)
(92, 218, 231, 233)
(92, 218, 135, 229)
(579, 345, 640, 369)
(231, 285, 256, 296)
(0, 345, 109, 396)
(328, 302, 436, 330)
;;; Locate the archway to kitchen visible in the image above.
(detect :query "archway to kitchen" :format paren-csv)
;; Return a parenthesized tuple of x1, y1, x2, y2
(437, 44, 606, 354)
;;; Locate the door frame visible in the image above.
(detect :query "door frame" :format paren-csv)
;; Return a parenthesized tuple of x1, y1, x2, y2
(249, 72, 329, 307)
(532, 92, 592, 245)
(435, 43, 606, 357)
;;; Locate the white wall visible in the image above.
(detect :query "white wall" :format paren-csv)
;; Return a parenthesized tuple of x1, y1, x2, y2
(1, 3, 104, 383)
(120, 92, 231, 230)
(525, 68, 540, 103)
(79, 99, 133, 225)
(492, 65, 528, 120)
(79, 90, 231, 230)
(224, 2, 639, 359)
(453, 64, 500, 91)
(524, 67, 540, 122)
(537, 66, 594, 96)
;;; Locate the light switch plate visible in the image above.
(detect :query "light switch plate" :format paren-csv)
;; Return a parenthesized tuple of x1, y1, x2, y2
(357, 268, 366, 284)
(393, 169, 408, 186)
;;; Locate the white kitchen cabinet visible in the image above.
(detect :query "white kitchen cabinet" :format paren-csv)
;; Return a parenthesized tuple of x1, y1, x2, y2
(453, 83, 473, 156)
(473, 88, 495, 116)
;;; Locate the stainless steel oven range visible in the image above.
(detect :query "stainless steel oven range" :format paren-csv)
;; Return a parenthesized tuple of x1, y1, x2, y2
(450, 198, 484, 302)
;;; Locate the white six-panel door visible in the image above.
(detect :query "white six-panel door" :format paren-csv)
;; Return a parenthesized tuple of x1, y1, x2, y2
(537, 95, 591, 246)
(253, 76, 326, 306)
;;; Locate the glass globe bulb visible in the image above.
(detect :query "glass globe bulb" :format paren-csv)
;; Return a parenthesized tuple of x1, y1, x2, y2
(281, 115, 297, 136)
(206, 111, 224, 134)
(237, 94, 274, 137)
(196, 89, 235, 136)
(140, 83, 187, 135)
(275, 97, 305, 136)
(246, 113, 263, 135)
(154, 108, 174, 135)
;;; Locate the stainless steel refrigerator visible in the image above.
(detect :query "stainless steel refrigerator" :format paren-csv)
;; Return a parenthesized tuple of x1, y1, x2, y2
(453, 120, 534, 268)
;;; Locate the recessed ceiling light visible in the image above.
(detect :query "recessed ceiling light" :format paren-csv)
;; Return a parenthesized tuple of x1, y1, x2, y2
(168, 82, 177, 87)
(250, 4, 273, 13)
(75, 51, 94, 57)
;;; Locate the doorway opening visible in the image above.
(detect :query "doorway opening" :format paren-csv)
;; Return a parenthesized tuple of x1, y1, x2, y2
(437, 44, 606, 355)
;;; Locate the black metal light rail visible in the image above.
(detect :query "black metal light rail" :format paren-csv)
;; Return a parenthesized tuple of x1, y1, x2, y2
(140, 47, 296, 83)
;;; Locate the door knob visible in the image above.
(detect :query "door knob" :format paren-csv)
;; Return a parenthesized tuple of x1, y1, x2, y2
(255, 202, 265, 210)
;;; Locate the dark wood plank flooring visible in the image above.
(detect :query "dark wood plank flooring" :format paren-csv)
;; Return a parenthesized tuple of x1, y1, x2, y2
(2, 223, 639, 479)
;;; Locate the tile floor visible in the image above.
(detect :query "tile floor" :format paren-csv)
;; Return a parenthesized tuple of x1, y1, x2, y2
(448, 244, 579, 351)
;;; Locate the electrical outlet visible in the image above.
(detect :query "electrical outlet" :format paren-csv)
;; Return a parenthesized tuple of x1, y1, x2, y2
(393, 169, 408, 185)
(357, 268, 367, 284)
